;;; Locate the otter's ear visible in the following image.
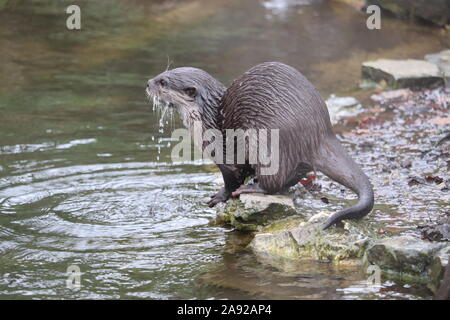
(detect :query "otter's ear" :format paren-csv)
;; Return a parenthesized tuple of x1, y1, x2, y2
(184, 87, 197, 98)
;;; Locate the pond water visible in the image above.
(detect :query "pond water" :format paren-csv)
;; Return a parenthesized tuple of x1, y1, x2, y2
(0, 0, 448, 299)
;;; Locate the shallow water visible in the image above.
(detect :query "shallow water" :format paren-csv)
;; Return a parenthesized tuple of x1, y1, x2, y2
(0, 0, 448, 299)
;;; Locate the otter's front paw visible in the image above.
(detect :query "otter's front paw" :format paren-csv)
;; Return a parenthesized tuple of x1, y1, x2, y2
(207, 188, 230, 207)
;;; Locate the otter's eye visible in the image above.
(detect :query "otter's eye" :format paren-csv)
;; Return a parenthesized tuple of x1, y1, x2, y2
(184, 87, 196, 98)
(158, 79, 166, 87)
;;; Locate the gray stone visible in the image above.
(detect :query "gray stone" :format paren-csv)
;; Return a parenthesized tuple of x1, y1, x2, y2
(362, 59, 444, 89)
(217, 195, 450, 292)
(429, 246, 450, 293)
(425, 50, 450, 91)
(365, 236, 448, 289)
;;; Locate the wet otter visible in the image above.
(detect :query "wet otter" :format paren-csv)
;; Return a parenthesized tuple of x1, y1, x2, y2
(146, 62, 374, 229)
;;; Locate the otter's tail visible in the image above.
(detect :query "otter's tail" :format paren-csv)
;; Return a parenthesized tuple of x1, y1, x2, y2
(313, 136, 374, 230)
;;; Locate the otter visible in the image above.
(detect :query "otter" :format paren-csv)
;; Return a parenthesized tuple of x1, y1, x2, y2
(146, 62, 374, 229)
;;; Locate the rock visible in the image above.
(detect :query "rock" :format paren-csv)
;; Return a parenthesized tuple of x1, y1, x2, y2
(216, 194, 301, 231)
(400, 158, 413, 169)
(325, 95, 363, 124)
(370, 88, 412, 103)
(249, 211, 381, 267)
(365, 236, 449, 292)
(430, 246, 450, 294)
(198, 250, 365, 299)
(362, 59, 444, 89)
(366, 0, 450, 27)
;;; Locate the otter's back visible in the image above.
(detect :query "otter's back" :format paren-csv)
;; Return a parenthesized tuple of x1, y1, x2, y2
(220, 62, 332, 136)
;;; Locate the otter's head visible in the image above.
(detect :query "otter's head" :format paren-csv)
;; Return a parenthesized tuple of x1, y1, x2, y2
(146, 67, 226, 131)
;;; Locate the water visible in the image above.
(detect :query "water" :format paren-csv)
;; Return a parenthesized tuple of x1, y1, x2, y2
(0, 0, 447, 299)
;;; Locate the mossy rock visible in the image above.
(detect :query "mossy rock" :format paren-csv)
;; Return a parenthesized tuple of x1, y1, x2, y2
(365, 236, 449, 291)
(362, 59, 444, 89)
(250, 212, 382, 265)
(216, 194, 304, 232)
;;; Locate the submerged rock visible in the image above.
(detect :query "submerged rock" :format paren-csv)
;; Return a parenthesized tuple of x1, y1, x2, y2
(362, 59, 444, 89)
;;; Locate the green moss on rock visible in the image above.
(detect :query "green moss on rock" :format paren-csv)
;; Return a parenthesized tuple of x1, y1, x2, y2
(216, 194, 450, 292)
